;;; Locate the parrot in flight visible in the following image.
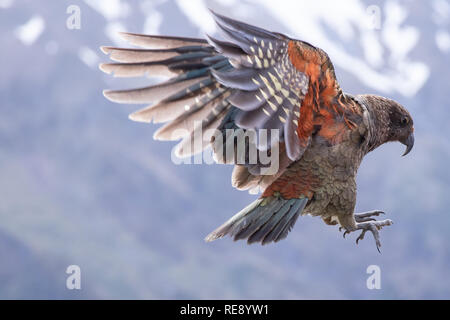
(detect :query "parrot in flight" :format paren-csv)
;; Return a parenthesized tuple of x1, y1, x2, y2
(100, 11, 414, 252)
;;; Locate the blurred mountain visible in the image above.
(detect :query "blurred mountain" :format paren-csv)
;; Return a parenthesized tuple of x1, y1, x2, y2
(0, 0, 449, 299)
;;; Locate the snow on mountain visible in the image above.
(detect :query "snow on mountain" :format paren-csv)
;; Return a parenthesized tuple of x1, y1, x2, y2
(14, 14, 45, 45)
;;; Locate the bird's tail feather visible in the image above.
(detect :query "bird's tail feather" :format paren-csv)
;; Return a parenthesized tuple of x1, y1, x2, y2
(205, 196, 308, 244)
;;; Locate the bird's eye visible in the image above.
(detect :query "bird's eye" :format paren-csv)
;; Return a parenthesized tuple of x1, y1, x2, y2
(401, 117, 409, 126)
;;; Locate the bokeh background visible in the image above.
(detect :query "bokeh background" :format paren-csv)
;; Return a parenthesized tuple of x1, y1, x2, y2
(1, 0, 449, 299)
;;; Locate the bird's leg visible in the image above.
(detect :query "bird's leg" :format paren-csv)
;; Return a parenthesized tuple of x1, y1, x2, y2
(342, 219, 393, 252)
(354, 210, 384, 222)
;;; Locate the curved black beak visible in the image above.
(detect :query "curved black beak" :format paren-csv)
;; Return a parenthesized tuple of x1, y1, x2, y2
(401, 132, 414, 156)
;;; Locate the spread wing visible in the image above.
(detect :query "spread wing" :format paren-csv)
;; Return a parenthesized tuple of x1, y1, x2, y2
(100, 11, 358, 191)
(207, 11, 340, 161)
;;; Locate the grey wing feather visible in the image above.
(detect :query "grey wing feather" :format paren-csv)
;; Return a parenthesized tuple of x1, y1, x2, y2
(118, 32, 208, 49)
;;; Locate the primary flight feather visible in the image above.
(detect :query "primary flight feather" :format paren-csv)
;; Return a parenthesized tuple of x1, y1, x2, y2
(100, 11, 414, 252)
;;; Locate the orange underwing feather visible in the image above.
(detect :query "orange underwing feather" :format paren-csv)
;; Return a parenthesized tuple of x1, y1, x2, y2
(296, 86, 316, 145)
(287, 40, 360, 148)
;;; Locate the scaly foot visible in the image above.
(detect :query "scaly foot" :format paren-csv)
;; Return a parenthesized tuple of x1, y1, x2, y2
(341, 219, 393, 252)
(339, 210, 385, 232)
(354, 210, 385, 222)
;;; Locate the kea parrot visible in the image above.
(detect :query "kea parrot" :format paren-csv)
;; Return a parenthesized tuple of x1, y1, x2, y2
(100, 11, 414, 252)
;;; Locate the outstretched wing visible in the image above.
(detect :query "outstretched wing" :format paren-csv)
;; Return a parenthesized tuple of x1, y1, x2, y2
(208, 11, 351, 161)
(100, 12, 356, 191)
(100, 33, 233, 149)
